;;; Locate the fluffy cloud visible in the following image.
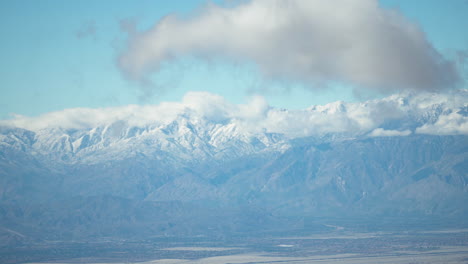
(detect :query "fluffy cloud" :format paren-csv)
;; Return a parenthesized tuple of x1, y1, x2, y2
(0, 92, 265, 132)
(369, 128, 411, 137)
(118, 0, 459, 93)
(416, 111, 468, 135)
(1, 91, 466, 138)
(0, 103, 186, 131)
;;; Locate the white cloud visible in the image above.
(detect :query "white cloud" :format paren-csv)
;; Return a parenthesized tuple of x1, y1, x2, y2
(369, 128, 411, 137)
(118, 0, 459, 93)
(1, 91, 466, 138)
(416, 112, 468, 135)
(0, 104, 186, 131)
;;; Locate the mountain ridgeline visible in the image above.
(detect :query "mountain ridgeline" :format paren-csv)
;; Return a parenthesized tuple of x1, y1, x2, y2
(0, 92, 467, 245)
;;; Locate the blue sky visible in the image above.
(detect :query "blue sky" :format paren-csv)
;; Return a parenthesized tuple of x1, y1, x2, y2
(0, 0, 467, 119)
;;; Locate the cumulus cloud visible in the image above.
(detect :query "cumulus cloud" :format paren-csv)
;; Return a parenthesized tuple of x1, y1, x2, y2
(0, 92, 263, 132)
(1, 91, 466, 138)
(369, 128, 411, 137)
(416, 112, 468, 135)
(117, 0, 459, 93)
(0, 104, 185, 131)
(181, 92, 234, 122)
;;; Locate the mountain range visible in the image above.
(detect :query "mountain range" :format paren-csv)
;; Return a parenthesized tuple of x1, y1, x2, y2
(0, 91, 467, 246)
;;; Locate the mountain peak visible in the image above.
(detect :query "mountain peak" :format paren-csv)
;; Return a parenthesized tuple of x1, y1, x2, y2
(0, 91, 466, 164)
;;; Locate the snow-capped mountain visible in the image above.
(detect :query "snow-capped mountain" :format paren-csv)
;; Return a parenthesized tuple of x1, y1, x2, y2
(0, 91, 467, 245)
(1, 115, 289, 165)
(0, 90, 466, 164)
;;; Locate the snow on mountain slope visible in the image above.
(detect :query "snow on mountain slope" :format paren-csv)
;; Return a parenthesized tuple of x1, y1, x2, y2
(0, 90, 466, 164)
(0, 92, 467, 243)
(1, 114, 289, 164)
